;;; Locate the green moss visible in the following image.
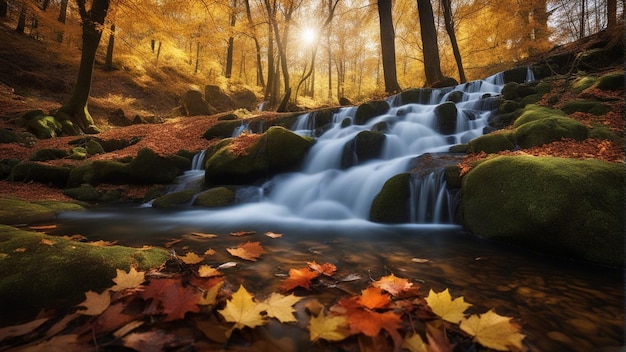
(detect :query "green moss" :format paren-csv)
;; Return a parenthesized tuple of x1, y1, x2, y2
(193, 187, 236, 208)
(10, 162, 70, 187)
(29, 148, 69, 161)
(27, 116, 62, 139)
(355, 100, 389, 125)
(502, 82, 519, 100)
(519, 93, 541, 106)
(128, 148, 182, 184)
(514, 117, 588, 148)
(68, 160, 130, 187)
(444, 165, 462, 189)
(460, 156, 624, 266)
(499, 100, 519, 114)
(588, 125, 621, 141)
(0, 225, 168, 317)
(152, 189, 198, 208)
(69, 147, 87, 160)
(594, 72, 624, 90)
(85, 139, 105, 156)
(513, 104, 566, 128)
(0, 198, 84, 225)
(369, 173, 411, 223)
(561, 100, 610, 116)
(467, 132, 516, 153)
(572, 76, 597, 92)
(63, 185, 102, 202)
(535, 82, 551, 95)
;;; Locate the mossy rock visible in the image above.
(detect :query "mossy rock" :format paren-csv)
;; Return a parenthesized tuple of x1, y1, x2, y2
(0, 224, 168, 318)
(128, 148, 183, 184)
(514, 117, 588, 148)
(69, 147, 88, 160)
(594, 72, 624, 90)
(517, 84, 537, 97)
(499, 100, 519, 114)
(203, 120, 242, 140)
(467, 132, 516, 153)
(340, 130, 386, 168)
(0, 198, 84, 225)
(152, 189, 198, 208)
(444, 165, 462, 189)
(399, 88, 434, 105)
(502, 66, 530, 83)
(369, 173, 411, 223)
(535, 82, 551, 95)
(561, 100, 610, 116)
(10, 162, 70, 188)
(18, 109, 45, 121)
(588, 125, 621, 141)
(519, 93, 541, 106)
(193, 187, 236, 208)
(354, 100, 389, 125)
(448, 144, 468, 153)
(85, 139, 105, 155)
(513, 104, 566, 128)
(434, 101, 457, 135)
(27, 115, 62, 139)
(0, 129, 19, 144)
(67, 160, 130, 187)
(573, 76, 596, 92)
(62, 185, 102, 202)
(502, 82, 519, 100)
(204, 126, 314, 185)
(460, 156, 624, 267)
(29, 148, 69, 161)
(447, 91, 465, 103)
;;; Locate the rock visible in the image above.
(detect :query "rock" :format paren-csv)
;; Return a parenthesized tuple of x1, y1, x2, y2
(513, 104, 566, 128)
(514, 117, 588, 148)
(193, 187, 236, 207)
(354, 100, 389, 125)
(499, 100, 519, 114)
(203, 120, 243, 140)
(432, 77, 459, 88)
(63, 184, 102, 202)
(369, 173, 411, 223)
(502, 66, 530, 83)
(594, 72, 624, 90)
(467, 132, 516, 153)
(204, 126, 314, 185)
(27, 115, 62, 139)
(339, 97, 353, 106)
(29, 148, 69, 161)
(573, 76, 597, 92)
(152, 189, 198, 208)
(0, 198, 84, 225)
(85, 139, 105, 156)
(108, 108, 132, 126)
(434, 101, 457, 135)
(447, 90, 465, 103)
(231, 88, 258, 111)
(10, 162, 70, 187)
(67, 160, 129, 187)
(128, 148, 183, 184)
(460, 156, 624, 267)
(341, 130, 386, 168)
(205, 85, 234, 112)
(0, 224, 168, 317)
(400, 88, 434, 105)
(0, 129, 19, 144)
(69, 147, 87, 160)
(502, 82, 519, 100)
(561, 100, 610, 116)
(181, 90, 213, 116)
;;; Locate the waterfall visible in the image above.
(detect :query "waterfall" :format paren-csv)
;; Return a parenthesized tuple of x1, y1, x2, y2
(170, 69, 535, 224)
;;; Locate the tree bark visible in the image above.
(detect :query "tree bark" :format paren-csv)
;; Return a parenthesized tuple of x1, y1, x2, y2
(103, 23, 115, 71)
(442, 0, 466, 83)
(225, 0, 237, 78)
(41, 0, 51, 11)
(16, 4, 26, 34)
(416, 0, 444, 85)
(0, 1, 7, 18)
(244, 0, 265, 88)
(57, 0, 110, 134)
(377, 0, 401, 93)
(607, 0, 617, 29)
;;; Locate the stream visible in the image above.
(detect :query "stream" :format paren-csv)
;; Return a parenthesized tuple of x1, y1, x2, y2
(51, 69, 624, 351)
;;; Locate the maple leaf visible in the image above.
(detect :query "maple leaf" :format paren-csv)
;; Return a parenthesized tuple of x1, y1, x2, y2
(218, 285, 267, 331)
(198, 280, 224, 306)
(357, 287, 391, 310)
(307, 261, 337, 276)
(345, 309, 402, 337)
(372, 273, 413, 296)
(204, 248, 216, 256)
(110, 267, 145, 292)
(258, 292, 303, 323)
(179, 252, 205, 264)
(141, 278, 201, 322)
(226, 241, 264, 261)
(280, 267, 320, 291)
(77, 290, 111, 316)
(89, 240, 117, 247)
(94, 303, 134, 335)
(425, 288, 472, 324)
(308, 310, 350, 342)
(197, 264, 222, 278)
(426, 322, 456, 352)
(460, 310, 526, 351)
(403, 333, 428, 352)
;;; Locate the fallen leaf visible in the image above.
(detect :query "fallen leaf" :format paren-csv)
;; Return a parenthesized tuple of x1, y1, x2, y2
(204, 248, 216, 256)
(197, 265, 222, 278)
(29, 224, 57, 230)
(179, 252, 205, 264)
(411, 258, 430, 263)
(280, 267, 319, 291)
(94, 303, 134, 335)
(307, 261, 337, 276)
(230, 230, 256, 237)
(164, 239, 182, 248)
(425, 288, 472, 324)
(0, 253, 8, 259)
(309, 310, 350, 342)
(341, 273, 362, 282)
(63, 234, 88, 241)
(403, 333, 428, 352)
(186, 232, 218, 239)
(218, 285, 266, 330)
(18, 334, 83, 352)
(218, 262, 237, 269)
(460, 310, 526, 351)
(305, 299, 325, 317)
(346, 309, 402, 338)
(198, 280, 224, 306)
(89, 240, 117, 247)
(265, 231, 283, 238)
(14, 247, 26, 253)
(141, 278, 201, 322)
(426, 322, 456, 352)
(113, 320, 145, 339)
(77, 290, 111, 316)
(123, 330, 191, 351)
(372, 273, 413, 296)
(0, 318, 48, 342)
(40, 238, 55, 246)
(110, 267, 146, 292)
(357, 287, 391, 310)
(226, 241, 264, 261)
(258, 292, 303, 323)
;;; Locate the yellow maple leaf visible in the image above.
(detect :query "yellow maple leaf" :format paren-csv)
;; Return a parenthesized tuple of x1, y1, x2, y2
(460, 309, 526, 351)
(197, 265, 222, 278)
(258, 292, 303, 323)
(218, 285, 266, 331)
(77, 290, 111, 316)
(179, 252, 205, 264)
(425, 288, 472, 324)
(309, 310, 350, 342)
(110, 267, 145, 292)
(402, 333, 428, 352)
(199, 281, 224, 306)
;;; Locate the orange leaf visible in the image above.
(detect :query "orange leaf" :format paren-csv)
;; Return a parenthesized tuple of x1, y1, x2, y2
(164, 239, 182, 248)
(265, 231, 283, 238)
(346, 309, 402, 337)
(197, 265, 222, 278)
(141, 278, 201, 322)
(281, 267, 320, 291)
(77, 290, 111, 316)
(307, 261, 337, 276)
(372, 273, 413, 296)
(226, 241, 264, 261)
(357, 287, 391, 310)
(40, 238, 55, 246)
(230, 230, 256, 237)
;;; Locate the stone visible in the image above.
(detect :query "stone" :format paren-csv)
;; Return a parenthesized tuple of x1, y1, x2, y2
(181, 90, 213, 116)
(10, 162, 70, 187)
(193, 187, 236, 207)
(467, 132, 516, 153)
(340, 130, 386, 168)
(434, 101, 457, 135)
(369, 173, 411, 223)
(514, 117, 587, 148)
(29, 148, 69, 161)
(205, 85, 234, 112)
(152, 189, 198, 208)
(354, 100, 389, 125)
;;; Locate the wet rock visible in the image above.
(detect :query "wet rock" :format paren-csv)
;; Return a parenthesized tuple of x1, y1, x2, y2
(340, 130, 386, 168)
(354, 100, 389, 125)
(10, 161, 70, 187)
(369, 173, 411, 223)
(193, 187, 236, 208)
(152, 189, 197, 208)
(0, 198, 84, 225)
(434, 101, 457, 135)
(467, 132, 516, 153)
(514, 117, 587, 148)
(128, 148, 184, 184)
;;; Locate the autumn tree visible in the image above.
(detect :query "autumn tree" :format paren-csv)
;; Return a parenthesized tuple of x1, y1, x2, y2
(56, 0, 110, 134)
(377, 0, 401, 93)
(442, 0, 466, 83)
(416, 0, 443, 85)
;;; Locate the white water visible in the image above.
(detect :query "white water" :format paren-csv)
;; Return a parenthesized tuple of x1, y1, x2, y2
(168, 70, 531, 224)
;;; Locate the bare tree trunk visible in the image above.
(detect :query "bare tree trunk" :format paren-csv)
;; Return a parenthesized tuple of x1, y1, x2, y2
(195, 42, 201, 73)
(16, 4, 26, 34)
(377, 0, 402, 93)
(442, 0, 466, 83)
(41, 0, 51, 11)
(103, 23, 115, 71)
(417, 0, 444, 85)
(580, 0, 586, 39)
(244, 0, 265, 88)
(225, 0, 237, 78)
(57, 0, 69, 42)
(607, 0, 617, 29)
(327, 31, 332, 100)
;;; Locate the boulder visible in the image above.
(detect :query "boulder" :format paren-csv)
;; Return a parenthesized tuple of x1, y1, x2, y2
(27, 115, 62, 139)
(512, 104, 566, 128)
(193, 187, 236, 207)
(467, 132, 516, 153)
(561, 100, 610, 116)
(434, 101, 457, 135)
(152, 189, 197, 208)
(181, 90, 213, 116)
(514, 117, 588, 148)
(10, 162, 70, 187)
(67, 160, 129, 187)
(341, 130, 386, 168)
(128, 148, 184, 184)
(369, 173, 411, 223)
(231, 88, 258, 111)
(205, 85, 234, 112)
(460, 156, 624, 267)
(0, 198, 84, 225)
(63, 184, 102, 202)
(29, 148, 69, 161)
(354, 100, 389, 125)
(204, 126, 314, 185)
(339, 97, 353, 106)
(594, 72, 624, 90)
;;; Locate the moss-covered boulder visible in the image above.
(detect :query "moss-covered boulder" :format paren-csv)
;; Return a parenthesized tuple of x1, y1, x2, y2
(67, 160, 130, 187)
(354, 100, 389, 125)
(0, 198, 84, 225)
(514, 117, 588, 148)
(152, 189, 198, 208)
(128, 148, 184, 184)
(62, 185, 102, 202)
(203, 120, 242, 139)
(29, 148, 69, 161)
(502, 82, 519, 100)
(0, 225, 168, 317)
(561, 100, 610, 116)
(369, 173, 411, 223)
(341, 130, 386, 168)
(193, 187, 236, 208)
(10, 162, 70, 187)
(85, 139, 105, 156)
(434, 101, 457, 135)
(573, 76, 596, 92)
(27, 115, 63, 139)
(467, 132, 516, 153)
(460, 156, 624, 267)
(204, 126, 314, 185)
(513, 104, 566, 128)
(594, 72, 624, 90)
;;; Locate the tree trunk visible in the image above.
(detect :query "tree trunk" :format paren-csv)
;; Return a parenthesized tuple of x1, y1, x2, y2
(195, 42, 201, 73)
(377, 0, 401, 93)
(580, 0, 586, 39)
(0, 1, 7, 18)
(442, 0, 466, 83)
(57, 0, 110, 134)
(16, 4, 26, 34)
(103, 23, 115, 71)
(416, 0, 444, 85)
(41, 0, 50, 11)
(244, 0, 265, 88)
(57, 0, 69, 42)
(607, 0, 617, 29)
(225, 0, 237, 78)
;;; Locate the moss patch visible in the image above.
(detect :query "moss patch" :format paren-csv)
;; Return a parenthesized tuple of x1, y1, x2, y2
(513, 104, 566, 128)
(467, 132, 516, 153)
(514, 117, 588, 148)
(369, 173, 411, 223)
(0, 198, 84, 225)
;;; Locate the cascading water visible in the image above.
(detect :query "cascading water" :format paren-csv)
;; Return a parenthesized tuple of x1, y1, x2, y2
(172, 69, 532, 225)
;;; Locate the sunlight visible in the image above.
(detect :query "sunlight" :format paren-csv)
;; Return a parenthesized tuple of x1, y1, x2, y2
(300, 27, 318, 45)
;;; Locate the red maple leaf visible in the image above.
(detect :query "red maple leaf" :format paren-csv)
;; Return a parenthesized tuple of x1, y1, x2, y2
(140, 278, 201, 322)
(307, 261, 337, 276)
(280, 267, 319, 291)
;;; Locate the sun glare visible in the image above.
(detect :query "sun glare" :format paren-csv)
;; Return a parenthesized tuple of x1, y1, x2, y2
(301, 27, 317, 45)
